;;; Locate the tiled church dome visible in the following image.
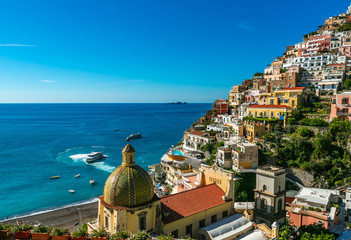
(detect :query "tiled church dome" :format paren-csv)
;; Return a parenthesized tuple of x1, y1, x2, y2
(103, 144, 154, 207)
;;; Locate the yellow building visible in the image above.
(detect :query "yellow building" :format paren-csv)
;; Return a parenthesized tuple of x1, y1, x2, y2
(97, 144, 161, 234)
(93, 144, 283, 239)
(260, 87, 305, 108)
(94, 144, 236, 239)
(246, 104, 292, 119)
(243, 120, 269, 143)
(232, 142, 258, 171)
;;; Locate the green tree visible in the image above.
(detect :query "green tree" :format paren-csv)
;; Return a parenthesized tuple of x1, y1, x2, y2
(344, 78, 351, 89)
(295, 127, 313, 138)
(298, 224, 335, 240)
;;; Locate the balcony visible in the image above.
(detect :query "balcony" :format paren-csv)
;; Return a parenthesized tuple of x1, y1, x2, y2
(336, 112, 351, 116)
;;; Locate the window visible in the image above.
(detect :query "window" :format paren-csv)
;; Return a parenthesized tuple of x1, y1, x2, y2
(171, 230, 178, 238)
(278, 199, 283, 212)
(261, 198, 267, 210)
(139, 213, 146, 231)
(186, 224, 192, 237)
(222, 210, 228, 218)
(317, 220, 323, 224)
(105, 216, 109, 229)
(263, 185, 267, 191)
(279, 185, 281, 192)
(199, 219, 206, 229)
(211, 215, 217, 224)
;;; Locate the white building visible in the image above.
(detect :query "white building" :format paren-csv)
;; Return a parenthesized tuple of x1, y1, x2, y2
(183, 131, 215, 151)
(285, 54, 346, 71)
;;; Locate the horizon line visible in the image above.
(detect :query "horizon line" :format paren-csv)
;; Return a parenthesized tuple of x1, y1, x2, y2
(0, 102, 212, 104)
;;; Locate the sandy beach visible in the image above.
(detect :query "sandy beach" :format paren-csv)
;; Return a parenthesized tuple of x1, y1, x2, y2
(1, 200, 98, 231)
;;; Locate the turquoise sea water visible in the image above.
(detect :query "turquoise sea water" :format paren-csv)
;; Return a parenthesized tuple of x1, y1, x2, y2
(0, 103, 210, 218)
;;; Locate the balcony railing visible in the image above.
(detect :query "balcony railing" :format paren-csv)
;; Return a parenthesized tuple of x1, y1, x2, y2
(336, 112, 351, 116)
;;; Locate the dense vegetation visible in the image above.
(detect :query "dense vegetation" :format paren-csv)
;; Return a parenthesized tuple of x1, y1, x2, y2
(263, 119, 351, 188)
(279, 222, 336, 240)
(338, 22, 351, 31)
(234, 172, 256, 202)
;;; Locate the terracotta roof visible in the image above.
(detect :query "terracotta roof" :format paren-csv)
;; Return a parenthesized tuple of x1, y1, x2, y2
(161, 184, 227, 224)
(189, 131, 206, 136)
(247, 104, 291, 109)
(275, 87, 305, 91)
(328, 63, 346, 66)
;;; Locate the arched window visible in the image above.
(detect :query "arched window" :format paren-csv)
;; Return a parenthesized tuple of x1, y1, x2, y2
(263, 185, 267, 191)
(278, 199, 283, 212)
(278, 185, 281, 192)
(261, 198, 267, 210)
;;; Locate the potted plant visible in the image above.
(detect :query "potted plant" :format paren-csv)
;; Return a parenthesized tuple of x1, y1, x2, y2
(11, 224, 33, 239)
(156, 234, 174, 240)
(110, 230, 131, 240)
(0, 224, 11, 238)
(130, 231, 150, 240)
(89, 229, 108, 240)
(71, 226, 88, 240)
(51, 228, 70, 240)
(32, 225, 52, 240)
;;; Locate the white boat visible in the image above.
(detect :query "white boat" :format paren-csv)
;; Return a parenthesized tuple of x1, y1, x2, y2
(50, 176, 60, 179)
(126, 133, 142, 141)
(90, 179, 95, 184)
(74, 174, 80, 178)
(68, 189, 75, 193)
(86, 152, 104, 163)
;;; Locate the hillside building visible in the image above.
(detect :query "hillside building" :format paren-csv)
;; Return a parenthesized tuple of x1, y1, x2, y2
(253, 166, 287, 226)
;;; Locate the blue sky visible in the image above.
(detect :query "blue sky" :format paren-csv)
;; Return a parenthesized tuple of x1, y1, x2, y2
(0, 0, 349, 103)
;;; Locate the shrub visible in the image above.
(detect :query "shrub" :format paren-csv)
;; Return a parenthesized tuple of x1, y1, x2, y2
(0, 224, 10, 231)
(286, 118, 296, 125)
(296, 127, 313, 138)
(89, 229, 108, 238)
(110, 230, 131, 240)
(264, 133, 275, 141)
(32, 225, 52, 233)
(313, 102, 323, 109)
(51, 228, 69, 236)
(10, 224, 33, 234)
(156, 234, 174, 240)
(130, 231, 150, 240)
(72, 227, 87, 237)
(298, 118, 328, 127)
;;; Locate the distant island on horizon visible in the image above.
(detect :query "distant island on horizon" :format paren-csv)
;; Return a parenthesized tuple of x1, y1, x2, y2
(167, 101, 188, 104)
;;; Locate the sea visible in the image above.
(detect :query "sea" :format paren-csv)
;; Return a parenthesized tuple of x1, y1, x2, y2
(0, 103, 211, 219)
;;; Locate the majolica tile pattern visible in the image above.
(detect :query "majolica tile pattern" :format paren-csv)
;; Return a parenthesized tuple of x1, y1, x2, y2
(103, 163, 154, 207)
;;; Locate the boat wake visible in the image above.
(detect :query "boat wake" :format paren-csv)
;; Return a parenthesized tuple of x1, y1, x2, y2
(69, 154, 115, 173)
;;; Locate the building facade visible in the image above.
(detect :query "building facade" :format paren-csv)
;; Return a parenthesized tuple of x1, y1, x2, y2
(253, 166, 287, 226)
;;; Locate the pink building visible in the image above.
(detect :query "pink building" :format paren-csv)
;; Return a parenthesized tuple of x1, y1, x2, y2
(288, 188, 340, 231)
(329, 92, 351, 121)
(339, 36, 351, 57)
(305, 34, 331, 55)
(243, 90, 262, 104)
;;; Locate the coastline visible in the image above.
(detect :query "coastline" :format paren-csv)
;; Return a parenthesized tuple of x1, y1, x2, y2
(1, 198, 98, 231)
